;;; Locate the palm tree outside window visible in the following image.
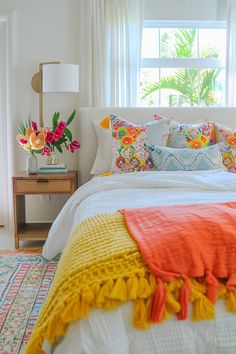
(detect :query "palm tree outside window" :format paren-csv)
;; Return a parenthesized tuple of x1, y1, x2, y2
(139, 21, 227, 107)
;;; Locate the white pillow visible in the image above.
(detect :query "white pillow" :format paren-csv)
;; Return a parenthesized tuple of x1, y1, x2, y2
(90, 121, 112, 175)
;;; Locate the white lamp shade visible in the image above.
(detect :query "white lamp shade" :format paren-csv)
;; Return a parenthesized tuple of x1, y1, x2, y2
(42, 63, 79, 93)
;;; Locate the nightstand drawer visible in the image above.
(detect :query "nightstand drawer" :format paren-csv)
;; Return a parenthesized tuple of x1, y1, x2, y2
(15, 179, 72, 194)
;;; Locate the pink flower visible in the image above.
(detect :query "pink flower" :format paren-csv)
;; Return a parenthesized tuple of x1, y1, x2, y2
(41, 146, 51, 156)
(19, 139, 28, 145)
(31, 121, 38, 131)
(46, 131, 54, 143)
(53, 128, 62, 142)
(54, 127, 63, 139)
(69, 140, 80, 153)
(53, 133, 60, 142)
(58, 121, 67, 130)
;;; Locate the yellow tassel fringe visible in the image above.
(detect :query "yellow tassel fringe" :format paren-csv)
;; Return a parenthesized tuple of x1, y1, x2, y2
(25, 274, 236, 353)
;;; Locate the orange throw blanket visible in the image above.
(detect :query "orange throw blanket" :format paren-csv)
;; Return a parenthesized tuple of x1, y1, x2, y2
(120, 202, 236, 322)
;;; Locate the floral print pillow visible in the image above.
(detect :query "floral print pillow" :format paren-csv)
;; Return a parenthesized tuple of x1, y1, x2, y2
(110, 115, 169, 173)
(215, 123, 236, 172)
(153, 114, 216, 149)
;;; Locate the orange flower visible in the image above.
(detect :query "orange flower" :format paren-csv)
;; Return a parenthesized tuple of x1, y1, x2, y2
(190, 139, 203, 149)
(121, 135, 133, 147)
(128, 126, 142, 139)
(228, 137, 236, 146)
(25, 127, 33, 138)
(29, 132, 46, 150)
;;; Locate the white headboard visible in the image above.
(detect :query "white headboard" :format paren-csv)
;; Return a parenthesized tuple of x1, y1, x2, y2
(78, 107, 236, 184)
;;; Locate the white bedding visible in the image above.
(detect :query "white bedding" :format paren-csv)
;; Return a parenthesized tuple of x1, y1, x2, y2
(42, 169, 236, 354)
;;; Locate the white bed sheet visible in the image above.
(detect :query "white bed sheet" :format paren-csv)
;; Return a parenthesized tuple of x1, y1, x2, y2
(43, 169, 236, 260)
(42, 169, 236, 354)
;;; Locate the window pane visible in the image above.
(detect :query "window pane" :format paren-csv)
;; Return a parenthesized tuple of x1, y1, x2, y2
(160, 28, 197, 58)
(139, 68, 159, 106)
(160, 68, 199, 106)
(141, 28, 159, 58)
(199, 68, 225, 106)
(140, 67, 225, 107)
(199, 29, 226, 64)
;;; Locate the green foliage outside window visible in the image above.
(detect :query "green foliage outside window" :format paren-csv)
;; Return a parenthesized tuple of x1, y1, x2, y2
(142, 29, 220, 106)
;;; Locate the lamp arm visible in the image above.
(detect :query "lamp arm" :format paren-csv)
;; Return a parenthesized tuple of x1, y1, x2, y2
(31, 61, 60, 128)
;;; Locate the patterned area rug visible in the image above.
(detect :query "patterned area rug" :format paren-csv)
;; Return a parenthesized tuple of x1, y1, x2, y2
(0, 250, 59, 354)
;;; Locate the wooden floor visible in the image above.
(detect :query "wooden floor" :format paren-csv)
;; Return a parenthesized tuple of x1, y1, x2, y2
(0, 229, 44, 249)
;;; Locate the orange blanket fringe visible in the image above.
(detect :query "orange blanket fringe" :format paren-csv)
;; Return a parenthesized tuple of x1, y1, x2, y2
(121, 201, 236, 322)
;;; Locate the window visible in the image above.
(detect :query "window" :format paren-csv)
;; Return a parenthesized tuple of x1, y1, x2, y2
(139, 21, 227, 107)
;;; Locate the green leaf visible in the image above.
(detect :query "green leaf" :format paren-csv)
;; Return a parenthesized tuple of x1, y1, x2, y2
(33, 149, 43, 154)
(66, 110, 76, 126)
(54, 142, 63, 153)
(57, 137, 67, 145)
(17, 118, 31, 135)
(64, 128, 72, 142)
(52, 112, 60, 130)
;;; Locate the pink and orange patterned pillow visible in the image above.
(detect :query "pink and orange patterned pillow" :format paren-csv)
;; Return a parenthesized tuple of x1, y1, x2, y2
(110, 115, 169, 173)
(215, 123, 236, 173)
(153, 114, 216, 149)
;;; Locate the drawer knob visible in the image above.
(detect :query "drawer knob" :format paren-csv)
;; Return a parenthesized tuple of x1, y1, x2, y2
(37, 179, 49, 183)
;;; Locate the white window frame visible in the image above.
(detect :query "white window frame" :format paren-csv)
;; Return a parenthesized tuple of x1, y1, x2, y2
(141, 20, 227, 106)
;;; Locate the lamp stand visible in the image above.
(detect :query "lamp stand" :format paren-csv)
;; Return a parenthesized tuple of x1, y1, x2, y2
(31, 61, 59, 127)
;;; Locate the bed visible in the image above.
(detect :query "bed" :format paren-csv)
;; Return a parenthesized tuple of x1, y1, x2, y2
(28, 108, 236, 354)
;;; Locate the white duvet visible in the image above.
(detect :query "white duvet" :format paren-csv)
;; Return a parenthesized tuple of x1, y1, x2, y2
(42, 170, 236, 354)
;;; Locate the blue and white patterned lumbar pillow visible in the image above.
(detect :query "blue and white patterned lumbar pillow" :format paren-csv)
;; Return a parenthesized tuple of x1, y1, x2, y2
(150, 144, 223, 171)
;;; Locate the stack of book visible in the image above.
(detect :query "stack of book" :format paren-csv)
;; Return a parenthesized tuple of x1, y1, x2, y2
(38, 163, 68, 174)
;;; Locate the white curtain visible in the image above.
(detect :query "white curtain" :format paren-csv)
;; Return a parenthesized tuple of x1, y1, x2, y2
(226, 0, 236, 106)
(78, 0, 143, 107)
(78, 0, 106, 107)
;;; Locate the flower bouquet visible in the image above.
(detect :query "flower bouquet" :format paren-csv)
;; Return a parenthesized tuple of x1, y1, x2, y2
(16, 110, 80, 173)
(16, 110, 80, 156)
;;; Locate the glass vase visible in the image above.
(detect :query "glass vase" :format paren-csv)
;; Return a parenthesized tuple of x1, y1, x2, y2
(26, 153, 38, 174)
(46, 151, 59, 165)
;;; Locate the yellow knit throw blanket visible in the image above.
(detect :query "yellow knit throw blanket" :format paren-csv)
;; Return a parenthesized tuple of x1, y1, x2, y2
(25, 212, 236, 354)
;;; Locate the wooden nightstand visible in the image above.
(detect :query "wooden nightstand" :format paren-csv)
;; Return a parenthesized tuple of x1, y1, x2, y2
(13, 171, 78, 249)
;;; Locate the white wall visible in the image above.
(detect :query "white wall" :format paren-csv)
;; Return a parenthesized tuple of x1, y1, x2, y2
(0, 0, 80, 229)
(143, 0, 226, 21)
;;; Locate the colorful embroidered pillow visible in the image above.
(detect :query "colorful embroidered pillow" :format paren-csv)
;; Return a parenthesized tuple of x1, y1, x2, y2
(215, 123, 236, 172)
(150, 144, 223, 171)
(110, 115, 169, 173)
(153, 114, 216, 149)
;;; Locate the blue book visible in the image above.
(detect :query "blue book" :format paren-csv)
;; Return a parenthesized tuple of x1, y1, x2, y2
(38, 168, 68, 174)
